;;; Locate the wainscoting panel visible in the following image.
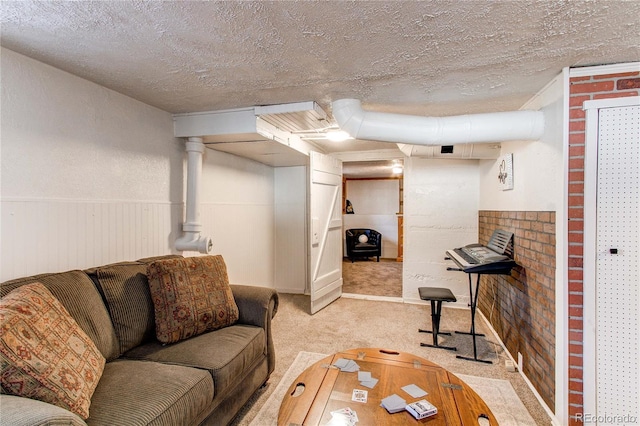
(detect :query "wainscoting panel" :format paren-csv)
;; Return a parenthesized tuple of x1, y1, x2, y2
(199, 203, 275, 287)
(1, 199, 182, 282)
(477, 210, 556, 410)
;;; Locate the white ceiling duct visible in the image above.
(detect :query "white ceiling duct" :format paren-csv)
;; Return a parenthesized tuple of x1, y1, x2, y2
(397, 143, 502, 159)
(173, 101, 328, 167)
(332, 99, 544, 146)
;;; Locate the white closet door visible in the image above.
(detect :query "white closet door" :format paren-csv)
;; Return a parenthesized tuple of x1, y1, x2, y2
(584, 97, 639, 422)
(596, 104, 639, 416)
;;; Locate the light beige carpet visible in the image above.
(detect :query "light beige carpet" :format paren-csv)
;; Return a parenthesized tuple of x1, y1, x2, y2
(249, 351, 536, 426)
(342, 258, 402, 297)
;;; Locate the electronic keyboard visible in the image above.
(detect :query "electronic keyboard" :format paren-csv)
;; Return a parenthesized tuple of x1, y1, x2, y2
(445, 230, 516, 274)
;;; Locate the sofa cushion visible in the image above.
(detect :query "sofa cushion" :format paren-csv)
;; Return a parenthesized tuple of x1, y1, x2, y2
(0, 283, 106, 419)
(124, 324, 265, 398)
(0, 270, 120, 361)
(92, 263, 156, 355)
(87, 359, 213, 426)
(0, 395, 87, 426)
(355, 242, 376, 249)
(146, 256, 239, 344)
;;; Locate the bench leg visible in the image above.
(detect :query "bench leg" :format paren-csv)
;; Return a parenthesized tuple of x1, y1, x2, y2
(419, 300, 457, 351)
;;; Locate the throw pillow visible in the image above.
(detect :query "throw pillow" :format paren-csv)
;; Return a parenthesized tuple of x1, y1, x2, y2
(0, 282, 106, 419)
(358, 234, 369, 243)
(94, 263, 156, 355)
(147, 255, 239, 344)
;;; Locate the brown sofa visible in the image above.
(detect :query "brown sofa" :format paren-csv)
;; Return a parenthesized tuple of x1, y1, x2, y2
(0, 255, 279, 426)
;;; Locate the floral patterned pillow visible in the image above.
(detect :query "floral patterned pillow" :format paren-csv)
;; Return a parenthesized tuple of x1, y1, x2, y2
(0, 282, 106, 419)
(147, 255, 239, 344)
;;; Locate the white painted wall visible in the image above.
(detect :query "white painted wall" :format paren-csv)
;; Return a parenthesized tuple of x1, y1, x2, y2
(402, 158, 480, 306)
(346, 179, 399, 215)
(274, 166, 307, 293)
(198, 148, 276, 286)
(0, 48, 182, 281)
(0, 48, 278, 288)
(344, 179, 399, 258)
(479, 74, 565, 211)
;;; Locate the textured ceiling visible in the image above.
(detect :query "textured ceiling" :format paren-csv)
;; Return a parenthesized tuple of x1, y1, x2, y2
(2, 0, 639, 158)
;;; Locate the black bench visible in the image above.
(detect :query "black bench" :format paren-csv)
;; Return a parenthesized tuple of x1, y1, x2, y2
(418, 287, 457, 351)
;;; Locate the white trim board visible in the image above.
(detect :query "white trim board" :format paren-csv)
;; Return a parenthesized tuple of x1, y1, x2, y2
(569, 62, 640, 78)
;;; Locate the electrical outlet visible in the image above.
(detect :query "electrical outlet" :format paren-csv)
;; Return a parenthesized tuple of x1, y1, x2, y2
(505, 359, 516, 372)
(517, 352, 524, 372)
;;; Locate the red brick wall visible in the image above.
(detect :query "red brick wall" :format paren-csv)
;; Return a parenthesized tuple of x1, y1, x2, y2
(567, 71, 639, 423)
(477, 211, 556, 409)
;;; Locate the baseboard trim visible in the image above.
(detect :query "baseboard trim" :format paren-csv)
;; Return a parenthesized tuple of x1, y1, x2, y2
(477, 310, 560, 425)
(341, 293, 403, 303)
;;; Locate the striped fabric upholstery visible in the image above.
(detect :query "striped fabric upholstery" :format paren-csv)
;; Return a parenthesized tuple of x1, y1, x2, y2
(93, 263, 156, 356)
(1, 254, 275, 425)
(0, 270, 119, 361)
(0, 395, 87, 426)
(87, 359, 213, 426)
(84, 255, 183, 356)
(124, 324, 265, 398)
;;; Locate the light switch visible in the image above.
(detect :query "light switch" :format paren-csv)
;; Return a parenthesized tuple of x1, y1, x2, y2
(312, 217, 320, 245)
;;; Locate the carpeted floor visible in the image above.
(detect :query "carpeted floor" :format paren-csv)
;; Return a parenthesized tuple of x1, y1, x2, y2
(342, 257, 402, 297)
(229, 294, 553, 425)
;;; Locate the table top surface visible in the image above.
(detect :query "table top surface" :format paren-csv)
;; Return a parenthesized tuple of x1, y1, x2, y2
(278, 348, 497, 425)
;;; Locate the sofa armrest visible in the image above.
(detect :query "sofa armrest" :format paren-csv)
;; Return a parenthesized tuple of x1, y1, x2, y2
(0, 395, 87, 426)
(230, 285, 279, 377)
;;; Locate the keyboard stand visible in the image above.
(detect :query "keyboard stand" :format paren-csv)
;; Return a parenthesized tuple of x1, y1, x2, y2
(455, 273, 492, 364)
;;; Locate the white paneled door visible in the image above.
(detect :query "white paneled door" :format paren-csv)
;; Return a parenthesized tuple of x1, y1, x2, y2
(583, 96, 639, 422)
(308, 151, 343, 314)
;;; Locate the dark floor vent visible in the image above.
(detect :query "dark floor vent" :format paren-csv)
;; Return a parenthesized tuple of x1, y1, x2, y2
(441, 145, 454, 154)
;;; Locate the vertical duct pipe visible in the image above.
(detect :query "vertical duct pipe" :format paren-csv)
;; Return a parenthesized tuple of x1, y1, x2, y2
(332, 99, 544, 145)
(175, 137, 212, 254)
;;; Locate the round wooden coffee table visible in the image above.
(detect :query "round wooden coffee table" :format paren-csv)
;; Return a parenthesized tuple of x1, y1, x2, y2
(278, 348, 497, 425)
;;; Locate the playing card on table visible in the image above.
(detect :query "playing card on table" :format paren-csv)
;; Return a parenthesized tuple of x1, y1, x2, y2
(333, 358, 360, 372)
(380, 393, 407, 414)
(359, 377, 378, 389)
(328, 407, 359, 425)
(333, 358, 350, 369)
(401, 383, 428, 398)
(356, 371, 378, 389)
(351, 389, 368, 403)
(357, 371, 371, 381)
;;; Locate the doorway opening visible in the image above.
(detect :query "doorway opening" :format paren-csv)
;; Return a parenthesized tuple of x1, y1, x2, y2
(342, 258, 402, 297)
(341, 160, 403, 298)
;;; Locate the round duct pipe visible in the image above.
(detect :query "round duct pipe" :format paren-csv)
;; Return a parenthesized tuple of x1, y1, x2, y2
(331, 99, 544, 146)
(175, 234, 213, 254)
(175, 137, 212, 254)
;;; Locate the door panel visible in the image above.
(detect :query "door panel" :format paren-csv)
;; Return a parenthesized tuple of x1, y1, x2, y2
(583, 97, 639, 420)
(595, 104, 639, 417)
(309, 151, 343, 314)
